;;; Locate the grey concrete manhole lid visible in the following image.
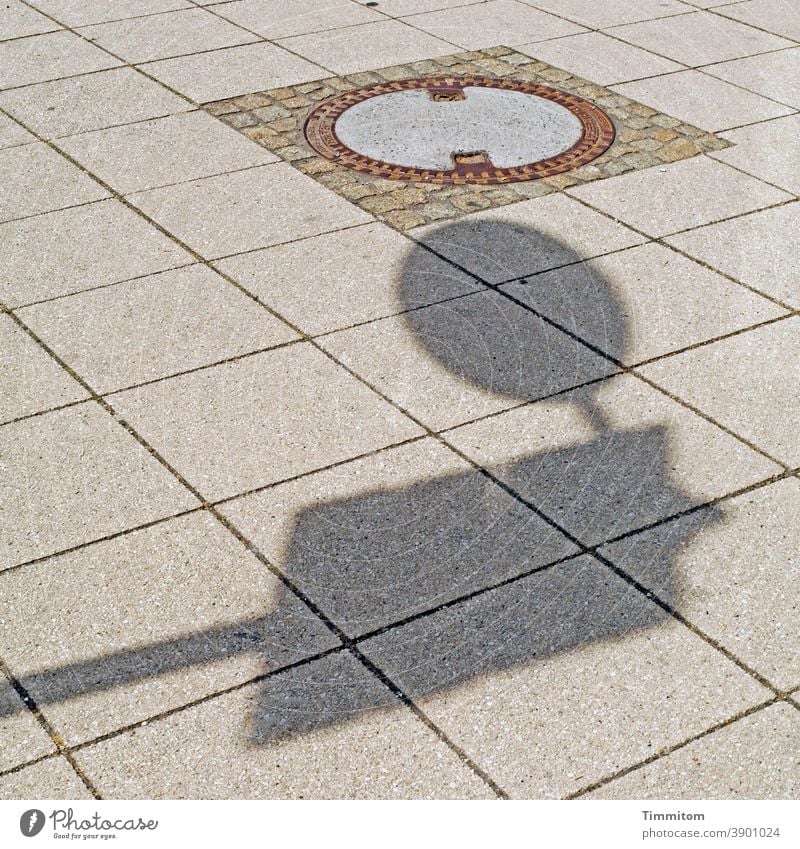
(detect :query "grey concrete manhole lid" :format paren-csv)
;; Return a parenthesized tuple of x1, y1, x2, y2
(304, 76, 615, 185)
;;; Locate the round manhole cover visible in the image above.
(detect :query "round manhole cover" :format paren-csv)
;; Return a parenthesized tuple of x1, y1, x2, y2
(304, 76, 615, 185)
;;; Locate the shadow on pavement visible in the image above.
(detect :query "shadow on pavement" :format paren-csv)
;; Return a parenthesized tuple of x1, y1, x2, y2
(1, 221, 722, 750)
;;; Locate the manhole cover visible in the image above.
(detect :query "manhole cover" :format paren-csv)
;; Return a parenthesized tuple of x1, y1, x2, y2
(304, 76, 615, 185)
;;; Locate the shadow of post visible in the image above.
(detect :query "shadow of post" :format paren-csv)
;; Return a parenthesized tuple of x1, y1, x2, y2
(1, 222, 722, 750)
(249, 220, 723, 741)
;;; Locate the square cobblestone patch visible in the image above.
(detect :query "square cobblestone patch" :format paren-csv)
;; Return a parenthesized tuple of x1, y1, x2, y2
(206, 46, 729, 231)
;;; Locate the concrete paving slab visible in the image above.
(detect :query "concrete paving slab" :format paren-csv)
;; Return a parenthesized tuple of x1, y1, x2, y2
(0, 200, 192, 307)
(613, 70, 793, 132)
(277, 20, 455, 76)
(665, 203, 799, 308)
(402, 1, 585, 51)
(354, 0, 486, 15)
(716, 0, 800, 41)
(140, 42, 325, 102)
(0, 757, 92, 799)
(319, 290, 616, 430)
(0, 680, 55, 772)
(0, 314, 88, 423)
(445, 374, 780, 546)
(568, 156, 792, 237)
(59, 111, 277, 194)
(415, 194, 644, 283)
(220, 438, 578, 636)
(0, 1, 60, 41)
(601, 478, 800, 690)
(17, 265, 298, 394)
(0, 404, 198, 569)
(588, 703, 800, 798)
(611, 11, 793, 66)
(127, 163, 371, 259)
(526, 0, 688, 28)
(516, 32, 682, 86)
(108, 344, 423, 501)
(0, 68, 191, 139)
(680, 0, 734, 7)
(0, 143, 109, 223)
(504, 242, 787, 364)
(77, 8, 259, 64)
(211, 0, 385, 39)
(0, 31, 120, 90)
(639, 318, 800, 466)
(361, 556, 768, 798)
(0, 113, 35, 150)
(0, 512, 338, 744)
(710, 116, 800, 195)
(75, 652, 495, 798)
(705, 48, 800, 109)
(27, 0, 192, 27)
(215, 222, 479, 335)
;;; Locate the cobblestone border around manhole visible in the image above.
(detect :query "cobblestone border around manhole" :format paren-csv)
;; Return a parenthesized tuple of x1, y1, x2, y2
(304, 76, 615, 185)
(204, 46, 730, 231)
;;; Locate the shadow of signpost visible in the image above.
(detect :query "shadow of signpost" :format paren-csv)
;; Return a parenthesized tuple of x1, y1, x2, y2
(1, 221, 721, 755)
(247, 220, 722, 742)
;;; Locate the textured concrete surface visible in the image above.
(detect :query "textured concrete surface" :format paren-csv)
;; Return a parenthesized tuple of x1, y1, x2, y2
(402, 0, 584, 50)
(666, 203, 800, 308)
(0, 314, 88, 422)
(220, 438, 578, 635)
(601, 478, 800, 691)
(710, 114, 800, 195)
(215, 221, 479, 334)
(0, 681, 55, 772)
(108, 344, 422, 500)
(613, 70, 793, 132)
(610, 11, 792, 65)
(319, 290, 615, 429)
(0, 143, 109, 222)
(0, 756, 93, 800)
(17, 264, 298, 392)
(587, 703, 800, 799)
(59, 111, 277, 194)
(640, 318, 800, 465)
(0, 405, 198, 569)
(1, 0, 798, 801)
(361, 557, 768, 798)
(568, 155, 791, 237)
(74, 653, 495, 799)
(518, 31, 682, 85)
(0, 513, 337, 744)
(505, 243, 787, 364)
(416, 193, 644, 281)
(0, 200, 192, 307)
(445, 375, 780, 545)
(0, 68, 190, 138)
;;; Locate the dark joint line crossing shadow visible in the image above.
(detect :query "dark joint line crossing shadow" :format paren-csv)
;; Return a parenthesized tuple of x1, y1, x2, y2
(2, 221, 722, 762)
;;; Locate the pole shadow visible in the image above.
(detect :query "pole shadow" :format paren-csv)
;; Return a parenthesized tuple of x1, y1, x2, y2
(246, 220, 723, 742)
(1, 221, 723, 754)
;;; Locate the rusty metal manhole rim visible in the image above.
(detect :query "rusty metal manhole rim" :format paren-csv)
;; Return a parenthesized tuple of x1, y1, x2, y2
(303, 75, 616, 186)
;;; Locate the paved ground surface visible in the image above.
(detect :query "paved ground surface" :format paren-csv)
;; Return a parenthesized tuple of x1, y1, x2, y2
(0, 0, 798, 800)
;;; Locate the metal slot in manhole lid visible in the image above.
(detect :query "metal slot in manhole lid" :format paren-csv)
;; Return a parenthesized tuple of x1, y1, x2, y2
(304, 76, 615, 185)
